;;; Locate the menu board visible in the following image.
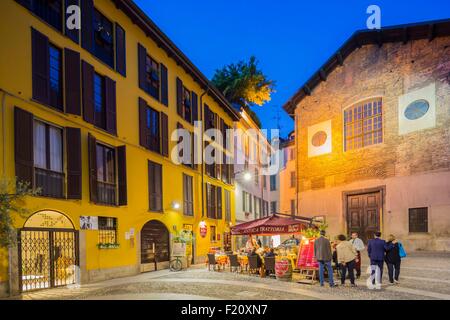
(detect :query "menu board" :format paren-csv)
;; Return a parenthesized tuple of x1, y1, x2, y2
(297, 238, 319, 269)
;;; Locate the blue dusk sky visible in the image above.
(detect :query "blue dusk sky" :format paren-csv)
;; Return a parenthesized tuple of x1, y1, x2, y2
(135, 0, 450, 138)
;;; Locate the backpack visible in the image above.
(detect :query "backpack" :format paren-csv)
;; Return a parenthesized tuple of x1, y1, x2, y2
(398, 242, 407, 258)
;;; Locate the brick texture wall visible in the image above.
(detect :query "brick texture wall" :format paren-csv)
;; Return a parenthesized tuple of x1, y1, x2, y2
(295, 37, 450, 192)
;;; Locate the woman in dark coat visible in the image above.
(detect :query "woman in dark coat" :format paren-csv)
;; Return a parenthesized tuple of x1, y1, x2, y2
(384, 234, 401, 284)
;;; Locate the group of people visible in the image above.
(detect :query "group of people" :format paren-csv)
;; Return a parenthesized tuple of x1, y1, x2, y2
(314, 230, 405, 288)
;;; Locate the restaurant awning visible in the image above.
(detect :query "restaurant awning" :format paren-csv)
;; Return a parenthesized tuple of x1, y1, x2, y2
(230, 214, 313, 236)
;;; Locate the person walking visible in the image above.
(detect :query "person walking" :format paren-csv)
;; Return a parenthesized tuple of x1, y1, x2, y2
(385, 235, 401, 284)
(313, 230, 337, 287)
(367, 232, 386, 288)
(350, 232, 365, 279)
(335, 234, 357, 287)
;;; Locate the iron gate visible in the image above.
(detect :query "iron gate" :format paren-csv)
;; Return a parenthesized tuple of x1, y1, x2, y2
(18, 228, 79, 292)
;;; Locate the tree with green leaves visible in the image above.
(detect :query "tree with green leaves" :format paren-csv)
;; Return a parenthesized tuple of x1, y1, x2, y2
(211, 56, 275, 128)
(0, 179, 40, 247)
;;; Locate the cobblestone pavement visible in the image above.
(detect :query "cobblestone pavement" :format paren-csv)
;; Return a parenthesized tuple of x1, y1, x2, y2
(8, 251, 450, 300)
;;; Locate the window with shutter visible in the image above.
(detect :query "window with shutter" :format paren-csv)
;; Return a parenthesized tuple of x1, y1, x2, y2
(138, 97, 160, 153)
(32, 28, 52, 108)
(105, 76, 117, 135)
(64, 48, 81, 116)
(81, 0, 93, 51)
(225, 190, 231, 222)
(66, 127, 82, 199)
(14, 107, 34, 186)
(409, 208, 428, 233)
(93, 73, 106, 129)
(88, 133, 98, 203)
(32, 120, 64, 198)
(148, 160, 163, 212)
(19, 0, 63, 31)
(160, 112, 169, 157)
(176, 77, 183, 117)
(82, 60, 95, 124)
(65, 0, 80, 43)
(115, 23, 126, 77)
(160, 64, 168, 106)
(92, 8, 114, 68)
(216, 187, 222, 220)
(183, 174, 193, 216)
(191, 92, 198, 123)
(117, 146, 127, 206)
(95, 143, 117, 206)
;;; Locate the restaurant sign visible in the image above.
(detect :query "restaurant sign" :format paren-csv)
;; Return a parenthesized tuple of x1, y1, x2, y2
(232, 224, 302, 235)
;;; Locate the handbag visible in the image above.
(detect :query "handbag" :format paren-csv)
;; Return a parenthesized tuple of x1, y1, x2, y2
(398, 242, 407, 258)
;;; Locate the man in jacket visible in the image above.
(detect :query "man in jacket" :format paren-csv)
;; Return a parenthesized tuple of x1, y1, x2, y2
(336, 234, 357, 286)
(367, 232, 386, 288)
(314, 230, 336, 287)
(350, 232, 365, 278)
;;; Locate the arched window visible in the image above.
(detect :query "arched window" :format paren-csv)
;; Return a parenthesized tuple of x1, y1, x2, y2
(344, 98, 383, 151)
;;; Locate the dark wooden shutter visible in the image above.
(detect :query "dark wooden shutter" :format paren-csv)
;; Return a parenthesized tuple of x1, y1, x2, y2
(204, 104, 210, 130)
(64, 48, 81, 115)
(65, 0, 80, 43)
(176, 77, 183, 116)
(138, 97, 148, 148)
(14, 107, 34, 185)
(148, 161, 162, 212)
(216, 186, 222, 219)
(88, 133, 98, 203)
(32, 28, 50, 105)
(117, 145, 127, 206)
(115, 23, 126, 77)
(105, 76, 117, 135)
(138, 43, 147, 91)
(191, 91, 198, 124)
(66, 127, 82, 199)
(160, 112, 169, 157)
(82, 60, 95, 124)
(81, 0, 93, 52)
(160, 63, 168, 106)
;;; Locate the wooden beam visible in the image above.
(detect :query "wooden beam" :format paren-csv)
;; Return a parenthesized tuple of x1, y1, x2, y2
(337, 51, 344, 66)
(304, 85, 312, 96)
(402, 27, 409, 44)
(319, 69, 327, 81)
(428, 24, 435, 42)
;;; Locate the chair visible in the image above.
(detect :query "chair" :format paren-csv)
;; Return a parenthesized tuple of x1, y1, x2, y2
(248, 255, 260, 275)
(207, 253, 218, 271)
(264, 257, 276, 277)
(228, 254, 241, 273)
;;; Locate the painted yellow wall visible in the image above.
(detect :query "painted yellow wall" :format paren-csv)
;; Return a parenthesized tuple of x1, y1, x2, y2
(0, 0, 236, 285)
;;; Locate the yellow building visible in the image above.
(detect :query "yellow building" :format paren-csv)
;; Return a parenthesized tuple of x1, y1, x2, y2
(0, 0, 239, 296)
(279, 132, 297, 215)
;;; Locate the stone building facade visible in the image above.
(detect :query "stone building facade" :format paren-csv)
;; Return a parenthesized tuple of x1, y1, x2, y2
(283, 20, 450, 251)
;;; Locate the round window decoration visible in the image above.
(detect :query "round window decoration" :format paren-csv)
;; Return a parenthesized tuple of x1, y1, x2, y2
(311, 131, 328, 147)
(404, 99, 429, 120)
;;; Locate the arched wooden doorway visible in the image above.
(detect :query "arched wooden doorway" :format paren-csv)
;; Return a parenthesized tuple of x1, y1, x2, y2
(19, 210, 79, 292)
(140, 220, 170, 272)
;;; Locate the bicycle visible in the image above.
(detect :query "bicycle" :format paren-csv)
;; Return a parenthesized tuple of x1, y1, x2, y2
(169, 256, 183, 272)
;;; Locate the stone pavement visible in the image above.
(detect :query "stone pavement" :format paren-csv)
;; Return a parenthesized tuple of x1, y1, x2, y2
(6, 251, 450, 300)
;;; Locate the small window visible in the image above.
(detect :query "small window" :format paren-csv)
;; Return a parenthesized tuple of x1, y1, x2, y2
(290, 171, 296, 188)
(270, 175, 277, 191)
(254, 168, 259, 186)
(94, 73, 106, 129)
(145, 55, 160, 100)
(146, 107, 160, 153)
(96, 143, 116, 205)
(210, 226, 216, 242)
(33, 120, 64, 198)
(404, 100, 429, 120)
(344, 98, 383, 151)
(31, 0, 63, 31)
(98, 217, 118, 244)
(270, 201, 277, 214)
(48, 44, 63, 110)
(409, 208, 428, 233)
(182, 87, 191, 123)
(93, 8, 114, 68)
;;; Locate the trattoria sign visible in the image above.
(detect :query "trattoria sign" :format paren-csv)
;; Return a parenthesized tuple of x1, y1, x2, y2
(231, 224, 303, 235)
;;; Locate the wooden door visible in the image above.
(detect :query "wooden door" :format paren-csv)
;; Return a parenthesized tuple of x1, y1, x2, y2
(347, 192, 381, 243)
(140, 220, 170, 272)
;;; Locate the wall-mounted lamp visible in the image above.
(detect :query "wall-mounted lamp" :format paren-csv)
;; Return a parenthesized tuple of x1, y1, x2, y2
(171, 201, 181, 210)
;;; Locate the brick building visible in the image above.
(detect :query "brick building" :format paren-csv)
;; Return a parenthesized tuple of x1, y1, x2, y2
(283, 20, 450, 251)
